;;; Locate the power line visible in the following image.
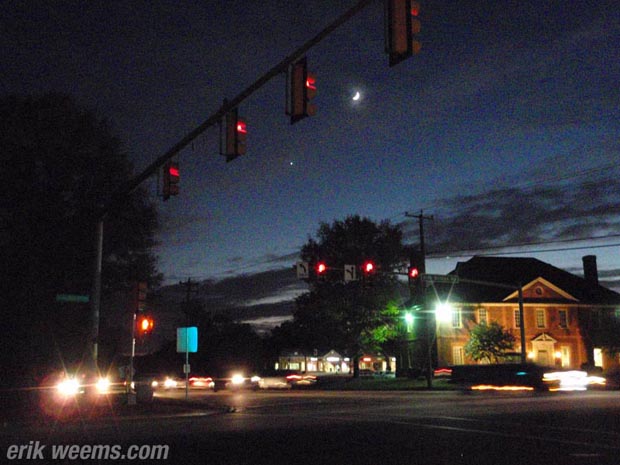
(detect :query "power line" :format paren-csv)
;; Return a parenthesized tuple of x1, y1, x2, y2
(427, 236, 620, 260)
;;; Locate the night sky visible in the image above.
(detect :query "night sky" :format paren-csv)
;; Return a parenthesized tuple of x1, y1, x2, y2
(3, 0, 620, 312)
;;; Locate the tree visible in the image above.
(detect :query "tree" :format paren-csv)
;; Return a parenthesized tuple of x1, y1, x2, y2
(0, 94, 160, 383)
(594, 313, 620, 357)
(464, 322, 515, 364)
(285, 215, 407, 376)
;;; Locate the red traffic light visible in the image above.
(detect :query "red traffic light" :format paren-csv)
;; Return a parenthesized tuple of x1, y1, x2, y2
(363, 261, 375, 274)
(236, 120, 247, 134)
(316, 262, 327, 274)
(163, 161, 179, 201)
(223, 107, 247, 162)
(288, 57, 317, 124)
(138, 316, 154, 334)
(408, 267, 420, 279)
(385, 0, 422, 67)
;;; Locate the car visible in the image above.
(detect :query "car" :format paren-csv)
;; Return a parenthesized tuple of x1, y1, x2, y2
(147, 375, 185, 390)
(52, 367, 121, 398)
(188, 375, 215, 389)
(212, 372, 261, 391)
(449, 363, 557, 391)
(254, 370, 317, 389)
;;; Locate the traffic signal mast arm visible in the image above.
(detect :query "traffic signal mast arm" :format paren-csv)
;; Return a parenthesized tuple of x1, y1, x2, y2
(100, 0, 373, 218)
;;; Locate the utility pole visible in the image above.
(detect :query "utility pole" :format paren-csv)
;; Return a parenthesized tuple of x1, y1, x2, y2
(180, 278, 199, 325)
(90, 216, 104, 369)
(405, 210, 434, 266)
(405, 210, 434, 387)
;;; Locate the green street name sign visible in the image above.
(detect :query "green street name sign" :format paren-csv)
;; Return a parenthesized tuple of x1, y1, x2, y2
(56, 294, 90, 303)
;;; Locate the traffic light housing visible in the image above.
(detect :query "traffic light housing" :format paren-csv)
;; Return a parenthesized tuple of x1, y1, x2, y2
(163, 161, 179, 200)
(385, 0, 422, 67)
(408, 265, 420, 282)
(408, 250, 425, 291)
(222, 107, 247, 162)
(133, 282, 147, 313)
(288, 57, 317, 124)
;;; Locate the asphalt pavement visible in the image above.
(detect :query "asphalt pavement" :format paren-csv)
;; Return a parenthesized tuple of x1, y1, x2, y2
(2, 388, 620, 465)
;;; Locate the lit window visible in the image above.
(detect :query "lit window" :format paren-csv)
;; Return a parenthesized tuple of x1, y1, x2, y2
(536, 309, 546, 328)
(478, 308, 488, 325)
(558, 310, 568, 328)
(452, 346, 464, 365)
(452, 309, 462, 328)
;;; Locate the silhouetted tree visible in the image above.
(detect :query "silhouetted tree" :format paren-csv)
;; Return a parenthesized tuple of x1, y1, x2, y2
(0, 94, 160, 384)
(279, 215, 407, 376)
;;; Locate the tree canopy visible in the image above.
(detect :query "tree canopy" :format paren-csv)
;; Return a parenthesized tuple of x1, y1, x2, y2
(275, 215, 409, 375)
(0, 94, 160, 382)
(464, 322, 515, 364)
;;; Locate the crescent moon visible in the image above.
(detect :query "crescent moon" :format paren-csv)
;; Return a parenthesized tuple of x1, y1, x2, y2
(352, 91, 361, 101)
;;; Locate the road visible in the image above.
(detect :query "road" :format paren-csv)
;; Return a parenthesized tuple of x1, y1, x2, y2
(2, 389, 620, 464)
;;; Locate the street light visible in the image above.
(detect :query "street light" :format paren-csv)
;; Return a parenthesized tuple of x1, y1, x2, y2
(435, 302, 454, 324)
(404, 312, 414, 332)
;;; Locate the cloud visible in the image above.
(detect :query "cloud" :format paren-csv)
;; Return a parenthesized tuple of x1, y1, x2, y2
(187, 268, 307, 309)
(404, 174, 620, 255)
(239, 315, 294, 336)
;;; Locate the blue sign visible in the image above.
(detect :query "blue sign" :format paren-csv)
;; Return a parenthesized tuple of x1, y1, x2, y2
(176, 327, 198, 353)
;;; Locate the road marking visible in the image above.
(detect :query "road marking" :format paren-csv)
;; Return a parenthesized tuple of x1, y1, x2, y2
(386, 418, 620, 451)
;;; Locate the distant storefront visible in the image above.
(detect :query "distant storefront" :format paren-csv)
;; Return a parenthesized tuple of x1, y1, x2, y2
(276, 350, 396, 374)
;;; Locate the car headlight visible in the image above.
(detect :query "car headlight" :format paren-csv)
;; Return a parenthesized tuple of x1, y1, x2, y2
(96, 377, 111, 394)
(57, 378, 80, 396)
(250, 376, 261, 383)
(163, 377, 178, 389)
(231, 374, 245, 385)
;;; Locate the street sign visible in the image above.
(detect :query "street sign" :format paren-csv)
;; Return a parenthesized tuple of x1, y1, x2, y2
(422, 274, 459, 284)
(177, 327, 198, 353)
(344, 264, 357, 282)
(55, 294, 90, 303)
(296, 261, 309, 279)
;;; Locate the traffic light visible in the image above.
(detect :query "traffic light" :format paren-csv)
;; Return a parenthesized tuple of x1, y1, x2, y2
(223, 107, 247, 162)
(315, 261, 328, 279)
(137, 315, 154, 335)
(288, 57, 317, 124)
(362, 260, 376, 275)
(408, 250, 425, 291)
(385, 0, 422, 67)
(133, 282, 147, 313)
(162, 161, 179, 201)
(408, 265, 420, 282)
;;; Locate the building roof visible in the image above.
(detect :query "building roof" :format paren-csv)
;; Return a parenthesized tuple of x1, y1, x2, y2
(431, 256, 620, 306)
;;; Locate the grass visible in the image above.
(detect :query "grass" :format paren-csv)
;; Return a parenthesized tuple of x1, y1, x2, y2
(314, 376, 455, 391)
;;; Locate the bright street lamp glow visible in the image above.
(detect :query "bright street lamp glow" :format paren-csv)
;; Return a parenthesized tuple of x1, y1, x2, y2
(404, 313, 414, 325)
(435, 303, 454, 323)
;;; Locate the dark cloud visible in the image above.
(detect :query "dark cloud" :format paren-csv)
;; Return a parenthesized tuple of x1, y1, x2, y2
(405, 175, 620, 254)
(194, 268, 307, 309)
